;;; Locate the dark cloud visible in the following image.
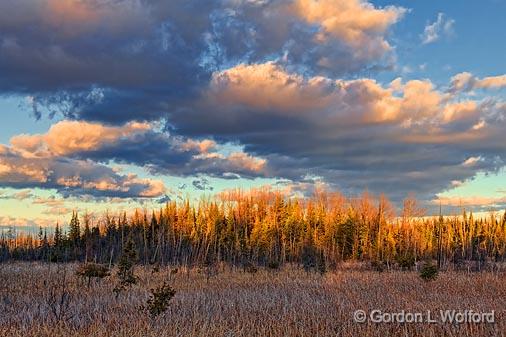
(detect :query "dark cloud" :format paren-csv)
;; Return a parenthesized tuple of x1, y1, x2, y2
(156, 195, 172, 204)
(192, 177, 213, 191)
(3, 120, 267, 187)
(168, 63, 506, 202)
(202, 0, 403, 77)
(0, 0, 403, 124)
(81, 132, 266, 179)
(0, 0, 216, 123)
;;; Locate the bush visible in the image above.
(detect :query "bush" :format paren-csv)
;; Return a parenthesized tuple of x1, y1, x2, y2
(301, 244, 316, 273)
(419, 262, 439, 282)
(151, 264, 160, 274)
(397, 254, 415, 271)
(44, 266, 74, 324)
(144, 282, 176, 318)
(267, 260, 280, 270)
(316, 250, 326, 275)
(370, 260, 386, 272)
(243, 261, 258, 274)
(76, 263, 110, 287)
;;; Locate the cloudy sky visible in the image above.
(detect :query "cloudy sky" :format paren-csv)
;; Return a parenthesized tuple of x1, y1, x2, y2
(1, 0, 506, 229)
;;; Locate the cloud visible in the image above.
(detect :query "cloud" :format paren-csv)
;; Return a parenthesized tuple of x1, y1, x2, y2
(289, 0, 405, 58)
(11, 189, 34, 200)
(201, 0, 405, 77)
(0, 189, 35, 200)
(0, 0, 505, 208)
(0, 145, 167, 198)
(192, 177, 214, 191)
(41, 206, 73, 216)
(156, 195, 171, 204)
(170, 62, 506, 201)
(421, 12, 455, 44)
(10, 120, 150, 157)
(0, 215, 55, 230)
(434, 195, 506, 208)
(462, 156, 482, 167)
(0, 119, 268, 199)
(179, 62, 487, 131)
(0, 0, 406, 124)
(9, 60, 506, 203)
(450, 72, 506, 92)
(0, 0, 216, 123)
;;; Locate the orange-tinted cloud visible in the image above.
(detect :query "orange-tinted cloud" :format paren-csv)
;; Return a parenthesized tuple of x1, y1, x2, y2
(35, 0, 150, 38)
(163, 61, 506, 203)
(450, 72, 506, 92)
(10, 120, 150, 157)
(288, 0, 405, 58)
(0, 159, 49, 183)
(434, 195, 506, 207)
(0, 146, 167, 198)
(207, 62, 489, 128)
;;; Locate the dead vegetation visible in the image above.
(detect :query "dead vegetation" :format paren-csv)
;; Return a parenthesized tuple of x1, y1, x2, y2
(0, 262, 504, 337)
(76, 263, 110, 287)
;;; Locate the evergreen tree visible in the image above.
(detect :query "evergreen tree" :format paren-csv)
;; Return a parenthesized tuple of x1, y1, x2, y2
(114, 236, 138, 296)
(68, 211, 81, 246)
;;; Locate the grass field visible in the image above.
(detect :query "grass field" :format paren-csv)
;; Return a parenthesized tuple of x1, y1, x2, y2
(0, 262, 504, 337)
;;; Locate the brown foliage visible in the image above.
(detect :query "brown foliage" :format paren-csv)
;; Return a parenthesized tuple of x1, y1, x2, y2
(0, 262, 505, 336)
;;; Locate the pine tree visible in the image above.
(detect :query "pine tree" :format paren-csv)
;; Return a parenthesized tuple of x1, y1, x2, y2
(51, 222, 64, 262)
(114, 236, 138, 296)
(301, 231, 317, 273)
(83, 213, 92, 262)
(54, 223, 63, 247)
(68, 211, 81, 246)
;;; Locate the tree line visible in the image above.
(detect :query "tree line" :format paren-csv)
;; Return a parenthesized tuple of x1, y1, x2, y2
(1, 188, 505, 270)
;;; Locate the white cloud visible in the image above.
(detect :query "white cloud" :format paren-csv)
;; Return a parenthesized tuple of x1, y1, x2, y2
(421, 13, 455, 44)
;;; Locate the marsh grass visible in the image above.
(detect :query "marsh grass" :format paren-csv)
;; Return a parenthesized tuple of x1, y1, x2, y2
(0, 262, 504, 337)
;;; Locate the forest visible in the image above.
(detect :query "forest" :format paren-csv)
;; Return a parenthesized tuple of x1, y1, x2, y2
(2, 188, 505, 271)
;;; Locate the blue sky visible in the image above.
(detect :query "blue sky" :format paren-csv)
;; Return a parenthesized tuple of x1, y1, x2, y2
(0, 0, 505, 228)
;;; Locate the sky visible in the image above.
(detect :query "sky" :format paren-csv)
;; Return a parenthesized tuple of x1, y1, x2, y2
(1, 0, 506, 230)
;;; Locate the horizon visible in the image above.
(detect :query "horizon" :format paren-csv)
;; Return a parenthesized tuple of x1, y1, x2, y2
(2, 188, 506, 236)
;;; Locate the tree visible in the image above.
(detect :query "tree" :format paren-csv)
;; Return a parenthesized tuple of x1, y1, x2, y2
(68, 211, 81, 246)
(114, 236, 138, 296)
(51, 222, 64, 262)
(301, 232, 317, 273)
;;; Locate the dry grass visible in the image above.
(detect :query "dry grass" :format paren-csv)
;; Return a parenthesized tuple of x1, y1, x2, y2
(0, 262, 504, 337)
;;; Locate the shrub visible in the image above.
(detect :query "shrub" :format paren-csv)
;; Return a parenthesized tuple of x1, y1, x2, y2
(370, 260, 386, 272)
(267, 260, 280, 270)
(301, 244, 316, 273)
(316, 250, 326, 275)
(151, 264, 160, 274)
(144, 281, 176, 318)
(243, 261, 258, 274)
(397, 254, 415, 271)
(76, 263, 110, 287)
(44, 266, 74, 324)
(420, 262, 439, 282)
